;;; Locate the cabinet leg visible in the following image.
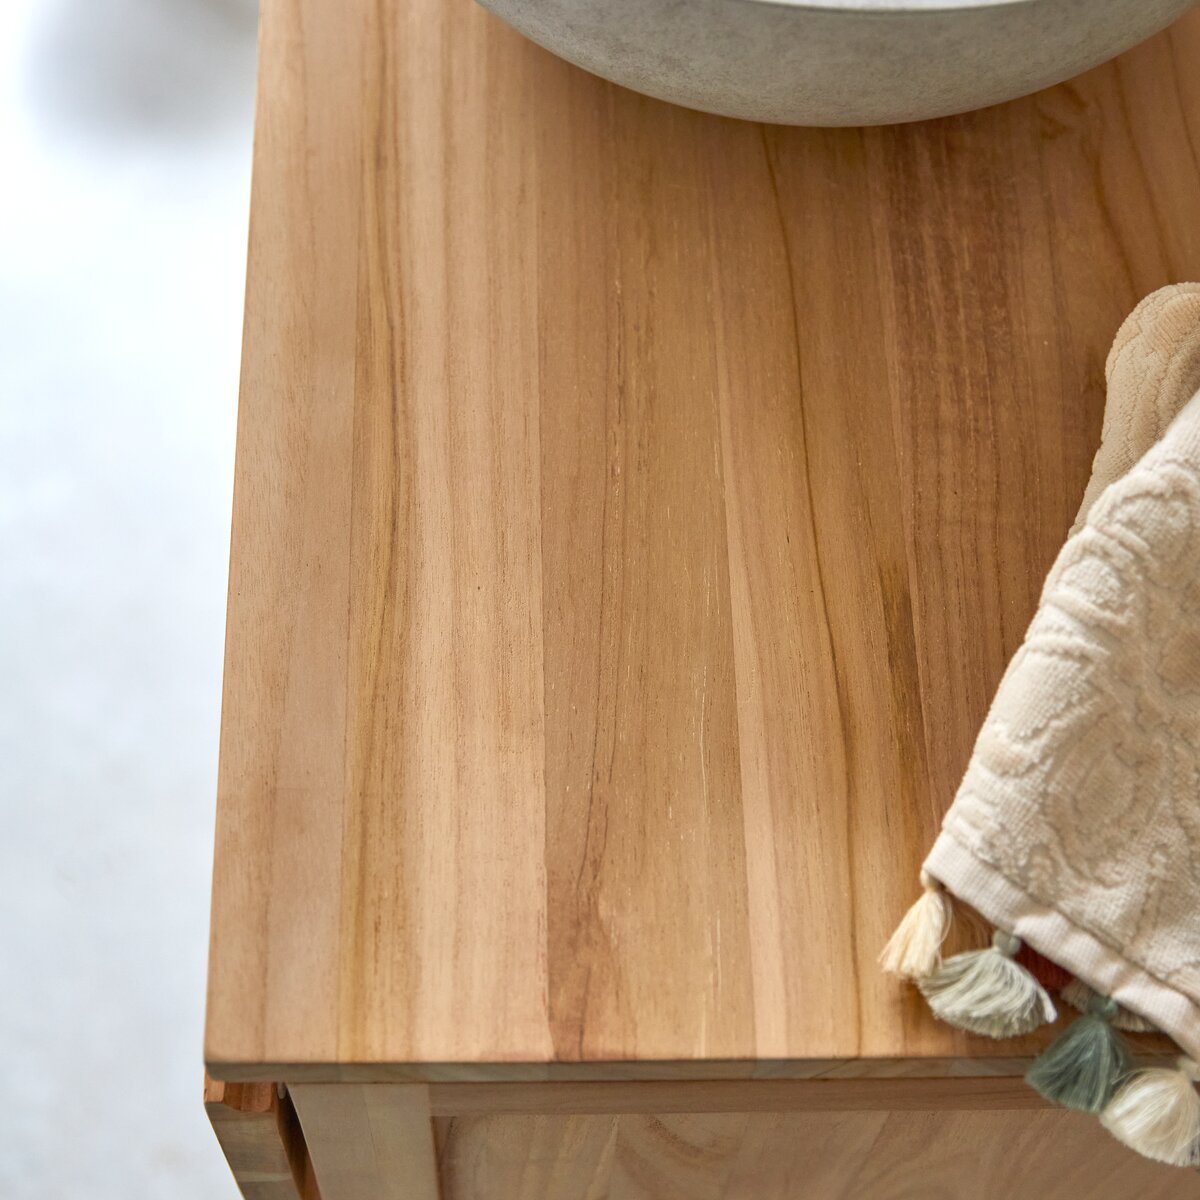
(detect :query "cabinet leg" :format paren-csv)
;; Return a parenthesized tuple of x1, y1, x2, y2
(289, 1083, 441, 1200)
(205, 1074, 320, 1199)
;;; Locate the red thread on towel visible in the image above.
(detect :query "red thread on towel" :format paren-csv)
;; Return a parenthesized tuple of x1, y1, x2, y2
(1016, 943, 1074, 991)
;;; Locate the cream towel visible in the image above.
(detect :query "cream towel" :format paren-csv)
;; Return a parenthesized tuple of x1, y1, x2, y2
(923, 284, 1200, 1065)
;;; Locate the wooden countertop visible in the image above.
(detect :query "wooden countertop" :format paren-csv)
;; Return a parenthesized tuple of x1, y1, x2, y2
(204, 0, 1200, 1082)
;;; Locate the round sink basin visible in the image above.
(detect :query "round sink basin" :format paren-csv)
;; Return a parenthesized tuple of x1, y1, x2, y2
(477, 0, 1196, 125)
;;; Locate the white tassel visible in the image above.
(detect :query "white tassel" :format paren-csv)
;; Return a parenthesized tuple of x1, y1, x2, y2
(918, 929, 1057, 1038)
(880, 871, 953, 980)
(1061, 979, 1158, 1033)
(1100, 1056, 1200, 1168)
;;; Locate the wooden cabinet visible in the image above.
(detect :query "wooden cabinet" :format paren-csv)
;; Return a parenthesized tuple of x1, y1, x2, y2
(204, 0, 1200, 1195)
(284, 1081, 1200, 1199)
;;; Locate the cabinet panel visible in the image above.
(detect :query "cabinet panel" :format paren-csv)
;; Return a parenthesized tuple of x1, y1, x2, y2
(435, 1109, 1194, 1200)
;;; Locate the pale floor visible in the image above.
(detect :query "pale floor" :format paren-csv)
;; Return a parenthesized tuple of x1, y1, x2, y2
(0, 1, 258, 1195)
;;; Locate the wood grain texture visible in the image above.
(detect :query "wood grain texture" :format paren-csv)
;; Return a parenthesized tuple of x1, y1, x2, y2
(278, 1081, 1197, 1199)
(206, 0, 1200, 1080)
(204, 0, 364, 1068)
(204, 1076, 319, 1200)
(435, 1109, 1197, 1200)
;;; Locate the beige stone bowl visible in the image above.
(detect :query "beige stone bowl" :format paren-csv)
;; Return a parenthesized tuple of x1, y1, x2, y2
(477, 0, 1196, 126)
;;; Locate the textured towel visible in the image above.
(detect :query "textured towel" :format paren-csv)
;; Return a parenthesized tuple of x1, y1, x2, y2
(885, 285, 1200, 1165)
(926, 284, 1200, 1063)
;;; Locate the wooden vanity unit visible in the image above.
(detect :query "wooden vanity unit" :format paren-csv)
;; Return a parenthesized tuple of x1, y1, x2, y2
(204, 1, 1200, 1195)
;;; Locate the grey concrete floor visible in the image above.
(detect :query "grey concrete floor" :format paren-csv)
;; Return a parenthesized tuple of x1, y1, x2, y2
(0, 1, 258, 1195)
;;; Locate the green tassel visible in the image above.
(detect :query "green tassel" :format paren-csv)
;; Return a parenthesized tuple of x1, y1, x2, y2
(1025, 993, 1132, 1112)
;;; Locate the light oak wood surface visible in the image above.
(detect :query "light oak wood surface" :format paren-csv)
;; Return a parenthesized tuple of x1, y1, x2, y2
(206, 0, 1200, 1084)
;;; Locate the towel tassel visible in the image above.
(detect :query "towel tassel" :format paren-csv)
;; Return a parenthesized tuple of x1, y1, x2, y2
(1025, 992, 1131, 1111)
(1100, 1057, 1200, 1168)
(879, 870, 953, 980)
(918, 929, 1057, 1038)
